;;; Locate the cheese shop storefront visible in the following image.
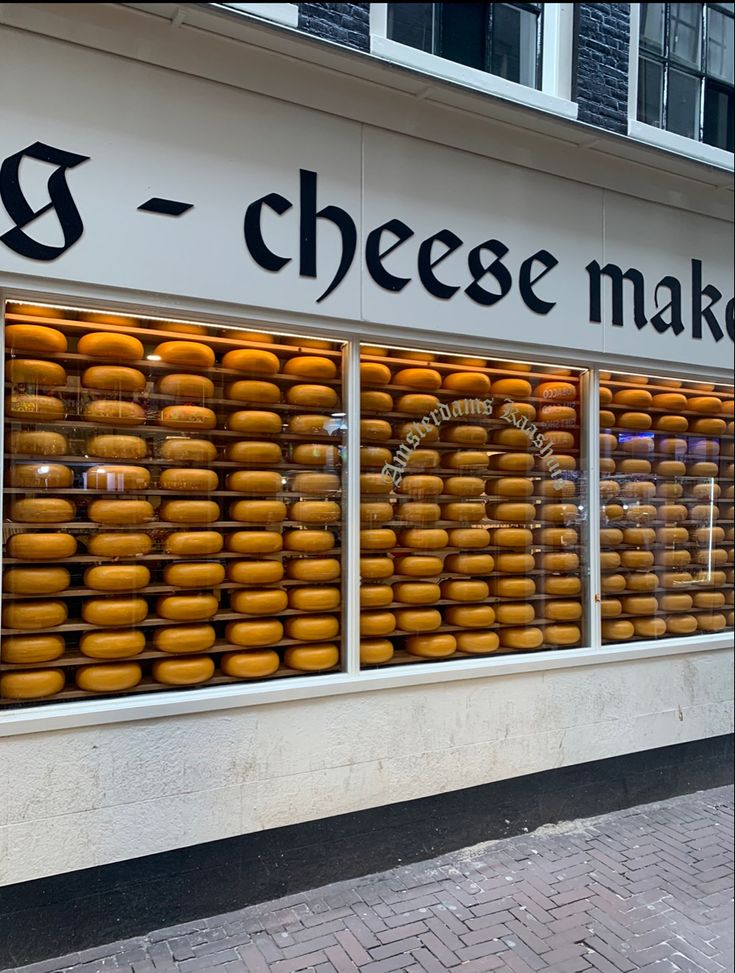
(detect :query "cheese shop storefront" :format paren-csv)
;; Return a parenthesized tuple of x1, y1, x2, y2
(0, 5, 732, 946)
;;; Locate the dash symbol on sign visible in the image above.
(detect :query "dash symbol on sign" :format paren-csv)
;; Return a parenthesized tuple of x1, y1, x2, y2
(137, 197, 193, 216)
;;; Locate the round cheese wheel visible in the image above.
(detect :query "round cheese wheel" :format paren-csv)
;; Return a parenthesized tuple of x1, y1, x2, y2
(360, 585, 394, 608)
(689, 440, 720, 459)
(452, 630, 499, 654)
(495, 401, 536, 423)
(396, 421, 440, 444)
(360, 527, 398, 551)
(653, 415, 688, 433)
(6, 323, 67, 353)
(601, 551, 622, 570)
(392, 582, 440, 605)
(289, 586, 341, 612)
(613, 388, 652, 407)
(440, 579, 488, 602)
(600, 528, 624, 546)
(164, 531, 224, 555)
(540, 503, 578, 524)
(82, 366, 146, 394)
(659, 593, 694, 613)
(283, 530, 334, 553)
(89, 499, 153, 524)
(448, 528, 491, 549)
(86, 435, 145, 461)
(601, 598, 622, 618)
(360, 473, 393, 495)
(443, 501, 485, 522)
(6, 532, 77, 560)
(495, 602, 535, 625)
(599, 433, 618, 453)
(494, 527, 533, 547)
(498, 627, 543, 650)
(445, 356, 486, 367)
(632, 617, 667, 638)
(537, 479, 576, 499)
(283, 356, 336, 380)
(538, 552, 580, 572)
(361, 556, 394, 580)
(406, 633, 457, 658)
(290, 472, 340, 495)
(445, 451, 489, 470)
(80, 312, 140, 327)
(4, 566, 70, 595)
(361, 447, 393, 469)
(10, 430, 68, 456)
(229, 500, 285, 523)
(158, 405, 215, 430)
(493, 428, 533, 449)
(78, 332, 143, 361)
(360, 611, 396, 636)
(86, 465, 150, 491)
(7, 358, 66, 388)
(622, 595, 658, 615)
(1, 669, 65, 700)
(622, 527, 656, 547)
(621, 436, 655, 455)
(488, 502, 535, 522)
(9, 497, 74, 524)
(84, 564, 150, 591)
(217, 348, 281, 376)
(152, 656, 215, 686)
(657, 526, 689, 546)
(293, 443, 340, 467)
(602, 573, 627, 593)
(395, 608, 442, 632)
(659, 571, 694, 589)
(360, 639, 394, 664)
(361, 391, 393, 412)
(621, 481, 656, 500)
(163, 561, 226, 588)
(619, 412, 653, 430)
(394, 555, 443, 577)
(600, 387, 613, 405)
(286, 415, 328, 438)
(696, 612, 727, 632)
(658, 438, 689, 457)
(158, 373, 216, 399)
(393, 367, 442, 390)
(545, 600, 582, 621)
(443, 372, 491, 395)
(391, 351, 437, 363)
(444, 604, 495, 627)
(232, 589, 288, 615)
(690, 503, 719, 522)
(657, 483, 684, 499)
(601, 619, 635, 641)
(651, 393, 687, 411)
(664, 614, 697, 635)
(445, 552, 495, 575)
(398, 528, 448, 549)
(626, 572, 658, 592)
(443, 479, 485, 501)
(537, 527, 578, 547)
(443, 425, 488, 446)
(156, 593, 218, 621)
(156, 341, 215, 368)
(492, 577, 537, 600)
(492, 378, 532, 398)
(159, 468, 218, 492)
(396, 393, 439, 415)
(545, 623, 582, 646)
(654, 460, 686, 478)
(284, 643, 340, 671)
(221, 650, 280, 679)
(689, 396, 721, 414)
(599, 410, 615, 428)
(625, 504, 657, 525)
(2, 634, 65, 664)
(688, 461, 719, 477)
(285, 614, 340, 641)
(398, 475, 443, 498)
(290, 500, 340, 524)
(82, 597, 148, 627)
(658, 504, 688, 523)
(287, 557, 340, 581)
(7, 394, 64, 421)
(406, 449, 440, 469)
(286, 385, 339, 408)
(153, 322, 207, 336)
(691, 526, 725, 545)
(496, 552, 535, 573)
(80, 629, 146, 659)
(358, 419, 392, 444)
(689, 482, 721, 501)
(619, 459, 651, 474)
(9, 303, 68, 318)
(159, 439, 217, 464)
(693, 591, 726, 610)
(360, 362, 392, 385)
(227, 560, 283, 586)
(83, 400, 145, 426)
(494, 477, 534, 498)
(538, 404, 577, 424)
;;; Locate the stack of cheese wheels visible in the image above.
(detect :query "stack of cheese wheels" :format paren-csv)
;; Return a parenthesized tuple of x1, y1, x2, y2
(599, 373, 733, 644)
(359, 346, 583, 665)
(2, 304, 346, 705)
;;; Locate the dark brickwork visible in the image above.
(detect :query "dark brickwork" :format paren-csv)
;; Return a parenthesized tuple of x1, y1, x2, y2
(575, 3, 631, 134)
(298, 3, 370, 52)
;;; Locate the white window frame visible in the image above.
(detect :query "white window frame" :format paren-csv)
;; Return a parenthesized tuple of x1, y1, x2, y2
(213, 2, 299, 29)
(628, 3, 734, 170)
(370, 3, 578, 121)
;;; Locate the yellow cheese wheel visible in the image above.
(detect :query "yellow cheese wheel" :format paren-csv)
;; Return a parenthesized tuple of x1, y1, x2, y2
(282, 530, 334, 553)
(488, 502, 535, 522)
(621, 527, 656, 547)
(601, 551, 622, 570)
(86, 465, 150, 491)
(158, 468, 218, 493)
(599, 410, 615, 428)
(696, 612, 727, 632)
(444, 552, 495, 574)
(491, 577, 536, 598)
(389, 582, 438, 605)
(444, 356, 487, 367)
(613, 388, 653, 408)
(494, 477, 533, 497)
(492, 378, 532, 398)
(359, 473, 393, 496)
(157, 405, 215, 430)
(693, 591, 726, 609)
(223, 443, 280, 470)
(2, 598, 67, 630)
(405, 633, 457, 658)
(632, 617, 667, 638)
(537, 527, 577, 547)
(498, 627, 543, 650)
(82, 597, 148, 627)
(621, 481, 656, 500)
(538, 552, 580, 572)
(360, 523, 400, 552)
(80, 312, 139, 327)
(286, 385, 339, 408)
(453, 630, 500, 654)
(444, 604, 495, 627)
(443, 425, 488, 446)
(155, 341, 215, 368)
(158, 373, 216, 398)
(287, 557, 340, 581)
(83, 400, 145, 426)
(601, 598, 622, 617)
(621, 595, 658, 615)
(691, 526, 725, 545)
(6, 324, 67, 353)
(444, 501, 485, 522)
(448, 528, 491, 548)
(690, 503, 719, 522)
(659, 571, 694, 590)
(493, 428, 533, 449)
(602, 619, 635, 640)
(357, 419, 391, 444)
(545, 600, 582, 621)
(290, 500, 341, 524)
(223, 329, 276, 342)
(6, 532, 77, 561)
(7, 394, 64, 421)
(284, 643, 339, 671)
(393, 367, 442, 390)
(82, 366, 146, 393)
(659, 593, 694, 613)
(293, 443, 340, 467)
(10, 430, 68, 456)
(361, 556, 394, 579)
(687, 461, 719, 477)
(289, 587, 341, 612)
(86, 532, 152, 558)
(396, 421, 439, 444)
(395, 393, 439, 415)
(602, 573, 626, 593)
(398, 528, 448, 549)
(496, 552, 535, 573)
(2, 634, 65, 664)
(538, 404, 577, 424)
(360, 585, 393, 608)
(361, 447, 393, 469)
(87, 434, 147, 460)
(220, 650, 279, 679)
(152, 655, 215, 686)
(689, 440, 720, 459)
(4, 566, 70, 595)
(226, 497, 287, 525)
(600, 528, 624, 546)
(600, 387, 613, 405)
(440, 579, 489, 601)
(7, 358, 66, 387)
(621, 436, 655, 455)
(493, 527, 533, 547)
(164, 531, 224, 555)
(154, 322, 209, 336)
(162, 561, 226, 588)
(231, 589, 288, 615)
(545, 623, 582, 645)
(9, 497, 74, 524)
(394, 554, 443, 577)
(689, 482, 721, 501)
(443, 372, 491, 394)
(651, 393, 687, 410)
(361, 390, 393, 412)
(360, 362, 392, 385)
(495, 602, 535, 625)
(688, 395, 721, 414)
(653, 415, 688, 433)
(218, 348, 281, 375)
(540, 503, 578, 524)
(625, 572, 658, 592)
(619, 459, 651, 474)
(445, 450, 489, 470)
(599, 433, 618, 453)
(290, 472, 340, 495)
(283, 356, 337, 380)
(1, 669, 66, 700)
(665, 614, 698, 635)
(544, 432, 577, 452)
(658, 504, 688, 523)
(619, 412, 653, 430)
(156, 593, 218, 621)
(398, 475, 443, 498)
(158, 439, 216, 464)
(86, 499, 152, 525)
(360, 611, 396, 636)
(78, 332, 143, 361)
(657, 482, 684, 499)
(360, 639, 394, 664)
(394, 607, 442, 632)
(227, 560, 283, 586)
(625, 504, 657, 525)
(494, 401, 536, 423)
(406, 449, 441, 469)
(284, 614, 340, 641)
(286, 416, 328, 438)
(537, 479, 576, 499)
(658, 438, 688, 456)
(80, 629, 146, 659)
(9, 304, 67, 318)
(655, 460, 686, 478)
(84, 564, 150, 591)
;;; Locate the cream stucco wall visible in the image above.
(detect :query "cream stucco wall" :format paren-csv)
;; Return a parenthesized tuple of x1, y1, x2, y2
(1, 648, 731, 887)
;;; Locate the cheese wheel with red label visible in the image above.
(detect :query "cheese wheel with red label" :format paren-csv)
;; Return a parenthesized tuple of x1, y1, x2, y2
(287, 557, 340, 581)
(156, 341, 215, 368)
(161, 439, 218, 463)
(82, 597, 148, 627)
(6, 324, 67, 353)
(405, 633, 457, 657)
(221, 650, 280, 678)
(360, 639, 394, 664)
(441, 579, 489, 601)
(164, 531, 224, 555)
(232, 589, 288, 615)
(284, 643, 340, 671)
(89, 533, 151, 557)
(286, 385, 339, 408)
(7, 394, 65, 421)
(282, 530, 334, 553)
(229, 500, 285, 523)
(602, 619, 635, 640)
(159, 373, 216, 398)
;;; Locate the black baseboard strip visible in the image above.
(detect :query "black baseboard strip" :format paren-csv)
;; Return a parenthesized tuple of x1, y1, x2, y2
(1, 734, 732, 969)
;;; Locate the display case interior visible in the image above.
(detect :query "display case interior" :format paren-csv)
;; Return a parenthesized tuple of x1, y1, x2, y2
(1, 303, 346, 706)
(599, 372, 734, 643)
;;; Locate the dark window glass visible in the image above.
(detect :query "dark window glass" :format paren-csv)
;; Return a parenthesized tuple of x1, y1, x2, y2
(667, 67, 701, 137)
(640, 3, 666, 52)
(707, 8, 734, 82)
(491, 4, 538, 86)
(439, 2, 486, 70)
(669, 3, 702, 67)
(387, 3, 434, 53)
(704, 80, 735, 148)
(639, 57, 665, 126)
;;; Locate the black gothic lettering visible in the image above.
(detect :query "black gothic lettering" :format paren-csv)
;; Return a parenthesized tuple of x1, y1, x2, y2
(465, 240, 512, 306)
(300, 169, 356, 303)
(417, 229, 462, 299)
(650, 276, 684, 335)
(691, 259, 724, 341)
(244, 192, 293, 271)
(365, 218, 414, 291)
(519, 249, 558, 314)
(586, 260, 647, 328)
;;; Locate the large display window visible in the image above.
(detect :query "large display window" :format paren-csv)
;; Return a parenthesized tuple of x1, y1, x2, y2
(1, 303, 346, 705)
(599, 372, 734, 643)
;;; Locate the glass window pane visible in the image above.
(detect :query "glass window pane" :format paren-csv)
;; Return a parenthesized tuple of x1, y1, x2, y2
(670, 3, 703, 67)
(491, 4, 539, 88)
(387, 3, 434, 53)
(704, 79, 735, 149)
(706, 8, 734, 82)
(438, 2, 487, 71)
(667, 68, 701, 137)
(638, 57, 664, 126)
(640, 3, 666, 53)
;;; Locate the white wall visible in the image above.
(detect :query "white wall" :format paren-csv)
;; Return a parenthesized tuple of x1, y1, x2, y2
(1, 648, 731, 886)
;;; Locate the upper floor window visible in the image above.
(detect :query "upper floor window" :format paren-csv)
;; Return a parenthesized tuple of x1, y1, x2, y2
(387, 2, 543, 89)
(637, 2, 734, 151)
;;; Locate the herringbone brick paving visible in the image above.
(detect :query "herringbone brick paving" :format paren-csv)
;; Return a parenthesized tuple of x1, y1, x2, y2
(8, 786, 733, 973)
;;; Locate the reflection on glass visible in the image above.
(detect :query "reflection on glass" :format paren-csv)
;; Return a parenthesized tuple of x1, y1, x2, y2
(667, 68, 701, 137)
(440, 2, 486, 70)
(639, 57, 665, 126)
(670, 3, 702, 67)
(387, 3, 434, 52)
(640, 2, 666, 52)
(491, 4, 538, 87)
(704, 80, 735, 150)
(707, 8, 734, 83)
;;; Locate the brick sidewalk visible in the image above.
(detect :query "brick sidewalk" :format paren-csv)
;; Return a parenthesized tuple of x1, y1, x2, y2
(8, 786, 733, 973)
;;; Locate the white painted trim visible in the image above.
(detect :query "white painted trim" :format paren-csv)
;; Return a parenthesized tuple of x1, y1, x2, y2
(343, 337, 361, 677)
(583, 369, 602, 651)
(213, 2, 298, 29)
(628, 3, 641, 125)
(1, 637, 730, 738)
(369, 4, 578, 121)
